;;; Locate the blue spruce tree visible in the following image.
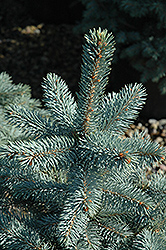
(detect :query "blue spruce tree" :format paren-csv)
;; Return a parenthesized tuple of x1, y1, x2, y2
(0, 28, 166, 249)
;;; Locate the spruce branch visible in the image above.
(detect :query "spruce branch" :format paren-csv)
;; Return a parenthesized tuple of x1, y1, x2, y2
(132, 229, 166, 250)
(0, 72, 31, 106)
(79, 130, 165, 170)
(6, 105, 56, 140)
(0, 135, 76, 171)
(76, 28, 115, 133)
(99, 83, 147, 133)
(0, 27, 165, 249)
(0, 213, 53, 250)
(42, 73, 77, 131)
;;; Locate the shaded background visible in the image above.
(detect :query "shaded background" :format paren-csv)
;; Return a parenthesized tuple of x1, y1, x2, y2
(0, 0, 166, 121)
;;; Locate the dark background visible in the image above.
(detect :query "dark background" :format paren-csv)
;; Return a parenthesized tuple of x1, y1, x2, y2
(0, 0, 166, 121)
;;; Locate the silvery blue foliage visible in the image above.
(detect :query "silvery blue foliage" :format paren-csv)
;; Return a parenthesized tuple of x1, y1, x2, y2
(0, 28, 165, 249)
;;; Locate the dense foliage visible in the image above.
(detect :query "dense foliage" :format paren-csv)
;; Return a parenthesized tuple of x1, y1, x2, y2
(0, 28, 166, 249)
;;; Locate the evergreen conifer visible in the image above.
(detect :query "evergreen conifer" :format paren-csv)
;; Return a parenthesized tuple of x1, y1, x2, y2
(0, 28, 166, 249)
